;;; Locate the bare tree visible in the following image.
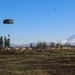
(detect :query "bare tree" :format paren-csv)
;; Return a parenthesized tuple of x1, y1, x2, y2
(36, 42, 47, 49)
(0, 36, 3, 49)
(64, 43, 71, 47)
(50, 42, 55, 48)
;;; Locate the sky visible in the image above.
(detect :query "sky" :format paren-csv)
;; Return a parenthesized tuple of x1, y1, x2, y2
(0, 0, 75, 44)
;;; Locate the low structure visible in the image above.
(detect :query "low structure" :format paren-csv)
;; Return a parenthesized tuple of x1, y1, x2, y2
(62, 47, 71, 49)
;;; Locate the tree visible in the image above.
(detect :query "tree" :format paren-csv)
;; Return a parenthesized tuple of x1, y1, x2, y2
(4, 36, 10, 48)
(42, 42, 47, 49)
(50, 42, 55, 48)
(36, 42, 47, 49)
(0, 36, 3, 49)
(30, 43, 33, 48)
(64, 43, 71, 47)
(7, 38, 10, 48)
(4, 36, 7, 48)
(37, 42, 43, 49)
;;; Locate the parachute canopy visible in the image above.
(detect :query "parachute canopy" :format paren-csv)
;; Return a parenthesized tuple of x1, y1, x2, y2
(3, 19, 14, 24)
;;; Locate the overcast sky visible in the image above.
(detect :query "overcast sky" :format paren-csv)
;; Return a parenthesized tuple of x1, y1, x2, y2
(0, 0, 75, 44)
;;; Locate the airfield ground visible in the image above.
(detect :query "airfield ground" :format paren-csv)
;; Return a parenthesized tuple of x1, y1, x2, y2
(0, 49, 75, 75)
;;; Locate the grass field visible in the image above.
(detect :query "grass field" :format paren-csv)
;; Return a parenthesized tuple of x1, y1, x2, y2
(0, 49, 75, 75)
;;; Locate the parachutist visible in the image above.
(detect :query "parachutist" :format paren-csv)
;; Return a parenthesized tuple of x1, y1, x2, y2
(8, 34, 10, 37)
(3, 19, 14, 48)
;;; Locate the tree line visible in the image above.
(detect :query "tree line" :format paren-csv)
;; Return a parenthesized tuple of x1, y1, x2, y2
(30, 42, 71, 50)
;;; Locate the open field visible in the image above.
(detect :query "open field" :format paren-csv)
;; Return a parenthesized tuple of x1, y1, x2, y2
(0, 49, 75, 75)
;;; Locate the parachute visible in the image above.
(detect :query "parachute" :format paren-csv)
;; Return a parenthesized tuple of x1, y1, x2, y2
(3, 19, 14, 24)
(3, 19, 14, 37)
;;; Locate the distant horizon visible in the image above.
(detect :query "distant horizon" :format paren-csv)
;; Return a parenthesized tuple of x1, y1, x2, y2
(0, 0, 75, 44)
(10, 33, 75, 45)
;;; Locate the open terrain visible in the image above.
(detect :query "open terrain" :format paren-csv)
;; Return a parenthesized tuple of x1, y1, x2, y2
(0, 49, 75, 75)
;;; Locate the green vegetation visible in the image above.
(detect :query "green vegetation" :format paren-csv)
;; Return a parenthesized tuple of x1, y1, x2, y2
(0, 49, 75, 75)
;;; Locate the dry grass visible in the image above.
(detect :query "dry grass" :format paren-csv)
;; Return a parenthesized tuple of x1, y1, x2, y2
(0, 49, 75, 75)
